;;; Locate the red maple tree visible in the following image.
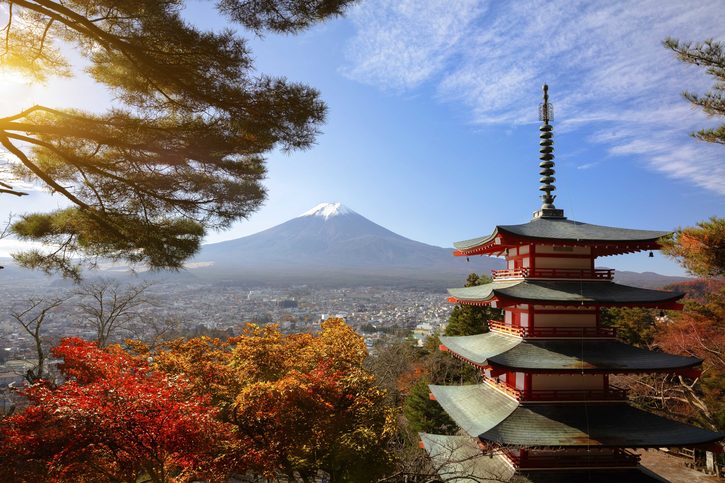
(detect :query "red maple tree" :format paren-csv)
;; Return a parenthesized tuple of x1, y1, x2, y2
(0, 337, 248, 482)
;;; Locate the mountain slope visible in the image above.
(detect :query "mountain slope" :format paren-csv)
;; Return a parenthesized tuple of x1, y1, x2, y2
(194, 202, 503, 285)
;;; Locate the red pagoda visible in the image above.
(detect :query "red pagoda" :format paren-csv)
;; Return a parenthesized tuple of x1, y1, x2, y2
(420, 85, 723, 482)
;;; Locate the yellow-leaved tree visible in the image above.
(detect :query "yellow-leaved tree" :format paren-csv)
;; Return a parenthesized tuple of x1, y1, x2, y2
(148, 318, 396, 482)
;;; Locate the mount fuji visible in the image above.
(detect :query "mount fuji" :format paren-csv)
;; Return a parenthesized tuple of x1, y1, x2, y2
(193, 202, 503, 286)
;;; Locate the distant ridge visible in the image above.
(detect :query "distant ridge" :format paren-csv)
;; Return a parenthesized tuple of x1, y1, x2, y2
(0, 203, 690, 289)
(188, 203, 689, 289)
(193, 202, 503, 286)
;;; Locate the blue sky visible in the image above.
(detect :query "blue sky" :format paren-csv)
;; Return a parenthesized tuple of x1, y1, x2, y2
(1, 0, 724, 276)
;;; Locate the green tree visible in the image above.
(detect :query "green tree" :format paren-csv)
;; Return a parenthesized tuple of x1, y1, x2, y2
(445, 273, 502, 336)
(600, 307, 659, 348)
(403, 377, 456, 435)
(402, 336, 480, 438)
(660, 216, 725, 278)
(665, 38, 725, 145)
(0, 0, 354, 279)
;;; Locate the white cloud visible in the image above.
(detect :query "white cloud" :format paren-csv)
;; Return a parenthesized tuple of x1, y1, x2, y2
(343, 0, 725, 194)
(342, 0, 486, 90)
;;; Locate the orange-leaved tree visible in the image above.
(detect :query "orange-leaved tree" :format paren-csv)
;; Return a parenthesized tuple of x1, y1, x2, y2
(615, 217, 725, 434)
(654, 281, 725, 432)
(152, 318, 396, 482)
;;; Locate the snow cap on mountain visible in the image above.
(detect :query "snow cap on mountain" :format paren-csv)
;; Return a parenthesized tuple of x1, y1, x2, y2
(300, 202, 354, 220)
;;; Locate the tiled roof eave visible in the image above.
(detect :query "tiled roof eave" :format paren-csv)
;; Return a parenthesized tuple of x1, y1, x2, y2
(452, 219, 671, 256)
(448, 281, 684, 307)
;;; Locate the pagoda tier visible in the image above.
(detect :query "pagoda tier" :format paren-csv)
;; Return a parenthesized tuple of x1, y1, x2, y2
(423, 85, 724, 480)
(419, 433, 515, 482)
(429, 384, 723, 449)
(439, 333, 702, 374)
(447, 280, 683, 308)
(420, 433, 666, 482)
(453, 217, 668, 258)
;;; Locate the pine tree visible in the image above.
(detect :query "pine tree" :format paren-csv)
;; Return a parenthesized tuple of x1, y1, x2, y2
(444, 273, 502, 336)
(665, 38, 725, 145)
(403, 377, 457, 435)
(0, 0, 354, 279)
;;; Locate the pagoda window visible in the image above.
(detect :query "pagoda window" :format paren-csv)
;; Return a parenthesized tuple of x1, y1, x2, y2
(519, 245, 530, 255)
(520, 312, 529, 328)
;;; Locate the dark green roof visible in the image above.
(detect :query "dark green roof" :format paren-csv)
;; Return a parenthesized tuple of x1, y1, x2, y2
(448, 280, 683, 305)
(440, 332, 522, 366)
(513, 469, 666, 483)
(481, 403, 723, 448)
(419, 433, 515, 482)
(429, 384, 518, 436)
(490, 339, 701, 372)
(454, 218, 670, 251)
(431, 383, 723, 448)
(420, 434, 667, 482)
(440, 334, 701, 372)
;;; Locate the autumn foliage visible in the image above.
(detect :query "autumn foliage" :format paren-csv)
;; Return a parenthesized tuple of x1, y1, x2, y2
(612, 218, 725, 436)
(660, 216, 725, 278)
(0, 318, 395, 482)
(0, 338, 236, 482)
(655, 286, 725, 432)
(153, 319, 396, 481)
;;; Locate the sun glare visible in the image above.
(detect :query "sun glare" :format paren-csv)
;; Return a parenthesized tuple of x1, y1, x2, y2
(0, 67, 32, 85)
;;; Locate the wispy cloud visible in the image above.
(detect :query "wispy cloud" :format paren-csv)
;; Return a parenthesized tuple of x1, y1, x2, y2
(343, 0, 725, 194)
(342, 0, 486, 90)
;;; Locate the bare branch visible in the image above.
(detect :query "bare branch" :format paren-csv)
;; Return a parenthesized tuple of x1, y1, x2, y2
(75, 279, 152, 347)
(10, 295, 69, 382)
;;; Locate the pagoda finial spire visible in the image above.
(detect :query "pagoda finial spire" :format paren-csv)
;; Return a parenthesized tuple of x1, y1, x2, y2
(533, 83, 565, 219)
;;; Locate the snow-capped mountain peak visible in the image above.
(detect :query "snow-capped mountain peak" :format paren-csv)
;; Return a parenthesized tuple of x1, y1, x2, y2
(300, 202, 354, 220)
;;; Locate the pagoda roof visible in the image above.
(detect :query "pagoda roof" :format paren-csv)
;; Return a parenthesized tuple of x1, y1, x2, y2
(419, 433, 515, 482)
(440, 332, 522, 366)
(514, 469, 667, 483)
(430, 383, 723, 448)
(447, 280, 683, 306)
(454, 218, 669, 256)
(430, 384, 519, 436)
(439, 333, 702, 373)
(420, 434, 667, 482)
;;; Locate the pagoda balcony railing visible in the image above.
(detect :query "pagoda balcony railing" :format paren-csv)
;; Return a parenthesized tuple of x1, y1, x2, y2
(492, 268, 614, 280)
(484, 377, 628, 402)
(483, 378, 522, 400)
(523, 386, 628, 402)
(504, 449, 640, 469)
(489, 321, 617, 338)
(488, 321, 526, 337)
